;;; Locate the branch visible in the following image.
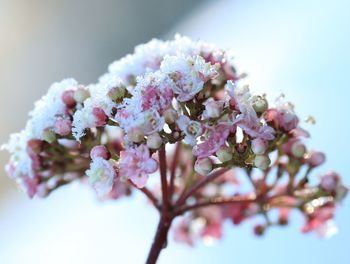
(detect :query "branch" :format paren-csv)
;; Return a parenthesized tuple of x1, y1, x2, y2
(175, 168, 230, 207)
(175, 195, 256, 216)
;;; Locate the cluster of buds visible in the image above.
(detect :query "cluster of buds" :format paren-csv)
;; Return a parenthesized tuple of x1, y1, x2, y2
(2, 35, 347, 255)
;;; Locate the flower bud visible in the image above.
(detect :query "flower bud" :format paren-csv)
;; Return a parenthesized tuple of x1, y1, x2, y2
(90, 145, 111, 160)
(27, 139, 43, 154)
(61, 90, 76, 108)
(252, 95, 268, 113)
(194, 158, 213, 176)
(253, 155, 271, 170)
(92, 107, 108, 127)
(108, 85, 126, 100)
(73, 86, 90, 103)
(307, 151, 326, 168)
(253, 224, 265, 236)
(216, 146, 233, 162)
(42, 129, 56, 143)
(291, 142, 306, 158)
(127, 127, 144, 143)
(251, 138, 267, 155)
(320, 171, 340, 192)
(54, 119, 72, 136)
(147, 133, 163, 149)
(163, 109, 178, 124)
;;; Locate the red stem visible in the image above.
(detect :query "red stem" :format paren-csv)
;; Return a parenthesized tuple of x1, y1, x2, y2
(175, 196, 256, 216)
(145, 213, 173, 264)
(176, 168, 229, 206)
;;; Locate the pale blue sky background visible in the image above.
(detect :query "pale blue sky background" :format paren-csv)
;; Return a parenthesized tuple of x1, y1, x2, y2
(0, 0, 349, 263)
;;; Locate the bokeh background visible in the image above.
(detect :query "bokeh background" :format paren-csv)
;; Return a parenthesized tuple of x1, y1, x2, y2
(0, 0, 349, 263)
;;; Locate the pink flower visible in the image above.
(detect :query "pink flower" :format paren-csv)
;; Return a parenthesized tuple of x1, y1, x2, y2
(138, 76, 174, 113)
(201, 221, 222, 241)
(15, 175, 39, 198)
(237, 104, 275, 140)
(177, 115, 204, 145)
(193, 124, 230, 158)
(265, 107, 298, 132)
(106, 178, 129, 200)
(302, 202, 336, 237)
(173, 218, 194, 246)
(119, 145, 158, 188)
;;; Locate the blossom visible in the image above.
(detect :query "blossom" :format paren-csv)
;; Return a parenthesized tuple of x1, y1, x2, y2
(301, 202, 337, 238)
(161, 55, 218, 102)
(177, 115, 204, 145)
(136, 72, 174, 113)
(265, 105, 298, 132)
(119, 145, 158, 188)
(86, 157, 117, 197)
(202, 98, 224, 119)
(192, 124, 230, 158)
(72, 106, 108, 139)
(194, 158, 213, 176)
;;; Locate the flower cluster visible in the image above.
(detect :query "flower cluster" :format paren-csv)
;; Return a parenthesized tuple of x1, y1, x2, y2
(2, 35, 347, 254)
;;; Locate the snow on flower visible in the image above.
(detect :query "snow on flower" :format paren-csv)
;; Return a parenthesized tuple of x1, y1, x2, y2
(119, 145, 158, 188)
(2, 35, 346, 252)
(161, 55, 218, 102)
(86, 157, 117, 197)
(136, 72, 174, 113)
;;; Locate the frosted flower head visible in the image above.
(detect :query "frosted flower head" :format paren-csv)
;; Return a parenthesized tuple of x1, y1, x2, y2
(2, 35, 346, 248)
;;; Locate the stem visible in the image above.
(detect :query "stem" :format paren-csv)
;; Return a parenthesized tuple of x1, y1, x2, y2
(176, 168, 229, 206)
(175, 196, 256, 216)
(145, 214, 173, 264)
(159, 145, 170, 211)
(169, 142, 181, 198)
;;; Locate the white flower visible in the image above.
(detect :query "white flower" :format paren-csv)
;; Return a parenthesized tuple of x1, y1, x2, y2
(177, 115, 203, 145)
(161, 55, 218, 102)
(86, 157, 117, 197)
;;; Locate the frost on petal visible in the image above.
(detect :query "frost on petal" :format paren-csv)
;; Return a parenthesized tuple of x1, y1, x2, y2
(86, 157, 117, 197)
(119, 145, 158, 188)
(24, 79, 78, 140)
(161, 55, 216, 102)
(136, 72, 174, 113)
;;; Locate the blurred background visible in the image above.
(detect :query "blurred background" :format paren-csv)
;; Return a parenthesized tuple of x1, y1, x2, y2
(0, 0, 349, 263)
